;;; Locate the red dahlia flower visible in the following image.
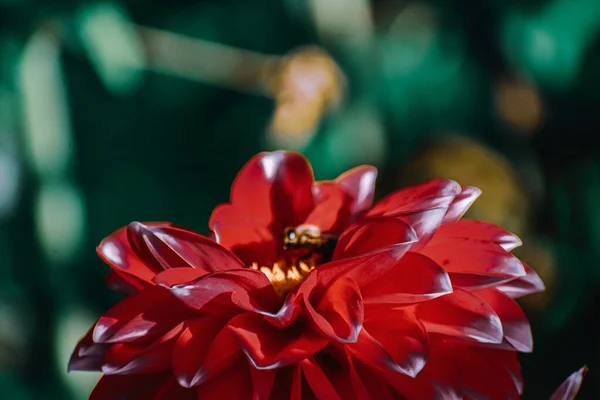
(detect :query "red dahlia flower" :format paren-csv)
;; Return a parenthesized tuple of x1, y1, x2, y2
(71, 151, 551, 399)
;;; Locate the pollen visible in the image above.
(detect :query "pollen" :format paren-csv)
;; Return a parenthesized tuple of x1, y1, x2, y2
(250, 259, 316, 297)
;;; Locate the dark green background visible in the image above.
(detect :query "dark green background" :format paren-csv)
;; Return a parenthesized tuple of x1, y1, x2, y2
(0, 0, 598, 398)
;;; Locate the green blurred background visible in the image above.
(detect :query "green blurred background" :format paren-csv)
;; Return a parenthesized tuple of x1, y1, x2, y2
(1, 0, 599, 398)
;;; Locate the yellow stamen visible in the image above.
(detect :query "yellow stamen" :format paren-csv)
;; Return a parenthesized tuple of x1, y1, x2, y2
(251, 259, 316, 297)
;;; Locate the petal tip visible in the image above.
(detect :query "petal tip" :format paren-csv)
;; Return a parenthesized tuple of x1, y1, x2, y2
(551, 365, 588, 400)
(92, 321, 110, 343)
(177, 369, 207, 389)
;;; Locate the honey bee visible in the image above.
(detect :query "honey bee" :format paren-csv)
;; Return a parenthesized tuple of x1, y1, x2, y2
(283, 225, 328, 250)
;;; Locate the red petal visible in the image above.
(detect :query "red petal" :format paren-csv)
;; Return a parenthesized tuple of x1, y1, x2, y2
(310, 347, 373, 399)
(416, 288, 504, 344)
(333, 217, 418, 260)
(97, 223, 171, 286)
(389, 338, 521, 399)
(421, 236, 526, 289)
(445, 273, 510, 290)
(304, 277, 364, 343)
(152, 267, 208, 287)
(352, 360, 401, 400)
(334, 165, 378, 215)
(90, 374, 170, 400)
(304, 182, 353, 233)
(361, 252, 452, 305)
(264, 272, 318, 328)
(229, 151, 315, 230)
(153, 377, 198, 400)
(347, 309, 428, 379)
(380, 340, 460, 400)
(550, 366, 588, 400)
(367, 180, 460, 243)
(93, 286, 191, 343)
(270, 365, 302, 400)
(105, 270, 140, 295)
(436, 219, 522, 251)
(209, 203, 279, 266)
(68, 325, 109, 372)
(496, 263, 545, 298)
(194, 360, 254, 400)
(161, 269, 280, 314)
(442, 186, 481, 223)
(447, 344, 521, 399)
(228, 313, 328, 369)
(300, 358, 342, 400)
(368, 179, 461, 217)
(102, 324, 181, 375)
(126, 222, 244, 272)
(472, 348, 523, 395)
(465, 350, 522, 398)
(318, 246, 412, 288)
(173, 317, 240, 388)
(474, 289, 533, 352)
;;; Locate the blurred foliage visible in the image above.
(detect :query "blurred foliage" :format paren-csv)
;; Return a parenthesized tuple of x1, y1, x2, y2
(1, 0, 599, 398)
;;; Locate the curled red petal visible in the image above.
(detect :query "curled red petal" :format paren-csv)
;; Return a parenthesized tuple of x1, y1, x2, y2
(304, 182, 353, 233)
(93, 286, 191, 344)
(550, 366, 588, 400)
(126, 222, 245, 272)
(368, 179, 461, 218)
(173, 317, 240, 388)
(347, 311, 428, 379)
(442, 186, 481, 223)
(305, 277, 364, 343)
(333, 217, 418, 260)
(228, 313, 328, 369)
(161, 269, 280, 314)
(436, 219, 522, 251)
(97, 221, 244, 288)
(361, 252, 452, 305)
(229, 151, 315, 230)
(474, 289, 533, 352)
(334, 165, 378, 215)
(68, 325, 109, 372)
(496, 263, 546, 299)
(97, 223, 171, 286)
(102, 324, 181, 375)
(416, 288, 504, 344)
(396, 207, 451, 248)
(102, 343, 170, 375)
(366, 180, 461, 247)
(421, 236, 526, 289)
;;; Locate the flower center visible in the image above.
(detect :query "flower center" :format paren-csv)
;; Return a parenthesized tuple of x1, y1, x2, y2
(250, 225, 335, 297)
